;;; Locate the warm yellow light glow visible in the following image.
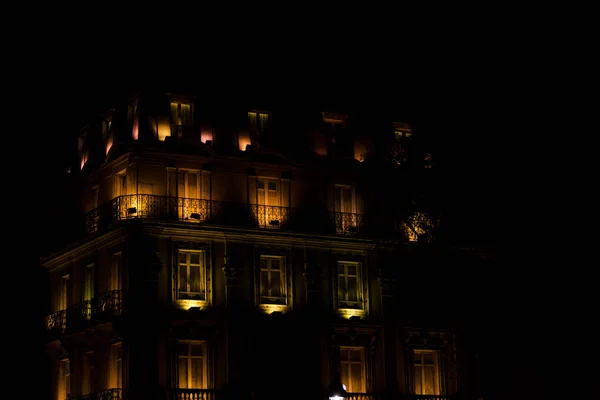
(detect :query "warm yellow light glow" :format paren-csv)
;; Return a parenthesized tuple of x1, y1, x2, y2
(201, 130, 213, 144)
(105, 135, 113, 155)
(238, 132, 251, 151)
(157, 116, 171, 141)
(132, 118, 139, 140)
(405, 212, 435, 242)
(337, 308, 365, 320)
(258, 304, 287, 315)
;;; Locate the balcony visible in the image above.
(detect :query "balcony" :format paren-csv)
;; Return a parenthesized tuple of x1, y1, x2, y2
(44, 290, 123, 338)
(171, 389, 219, 400)
(70, 389, 123, 400)
(83, 195, 403, 238)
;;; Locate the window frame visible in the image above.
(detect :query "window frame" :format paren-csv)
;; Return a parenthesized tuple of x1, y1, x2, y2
(254, 249, 292, 313)
(339, 345, 367, 394)
(177, 340, 208, 389)
(172, 243, 212, 310)
(411, 348, 442, 396)
(333, 256, 368, 318)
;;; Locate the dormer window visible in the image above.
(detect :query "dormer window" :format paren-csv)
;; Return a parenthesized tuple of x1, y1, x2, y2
(248, 110, 269, 134)
(171, 102, 193, 126)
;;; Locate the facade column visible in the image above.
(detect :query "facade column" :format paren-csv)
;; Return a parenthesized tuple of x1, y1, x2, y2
(378, 267, 399, 395)
(303, 257, 325, 397)
(221, 254, 246, 399)
(125, 232, 165, 400)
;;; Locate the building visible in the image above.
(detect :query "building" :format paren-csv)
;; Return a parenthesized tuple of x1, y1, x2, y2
(41, 90, 481, 400)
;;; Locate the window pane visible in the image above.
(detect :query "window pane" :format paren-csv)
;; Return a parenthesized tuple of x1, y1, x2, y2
(269, 259, 280, 270)
(424, 353, 434, 364)
(179, 253, 187, 263)
(190, 265, 201, 293)
(350, 363, 364, 392)
(340, 349, 348, 361)
(347, 264, 356, 275)
(414, 367, 422, 394)
(190, 253, 200, 265)
(260, 270, 269, 297)
(178, 358, 188, 388)
(181, 104, 192, 125)
(348, 277, 358, 302)
(171, 103, 178, 122)
(191, 358, 204, 388)
(338, 275, 347, 299)
(179, 265, 188, 293)
(191, 344, 204, 357)
(350, 349, 362, 361)
(268, 181, 277, 191)
(179, 343, 189, 356)
(271, 270, 281, 297)
(423, 366, 436, 394)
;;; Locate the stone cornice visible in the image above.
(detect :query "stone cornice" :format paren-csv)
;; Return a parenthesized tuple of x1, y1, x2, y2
(136, 220, 393, 251)
(42, 228, 128, 271)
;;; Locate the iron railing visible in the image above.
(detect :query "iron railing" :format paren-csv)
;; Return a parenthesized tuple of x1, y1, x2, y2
(70, 388, 123, 400)
(44, 310, 66, 332)
(83, 195, 381, 236)
(171, 389, 218, 400)
(45, 290, 123, 336)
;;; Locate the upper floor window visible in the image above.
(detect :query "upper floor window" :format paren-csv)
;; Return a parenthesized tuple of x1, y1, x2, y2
(83, 351, 95, 395)
(110, 252, 122, 292)
(248, 110, 269, 134)
(115, 169, 127, 198)
(176, 250, 207, 302)
(110, 342, 122, 389)
(59, 358, 71, 399)
(334, 185, 358, 233)
(178, 341, 207, 389)
(59, 273, 70, 311)
(259, 256, 287, 306)
(340, 346, 366, 393)
(336, 261, 365, 312)
(171, 102, 194, 126)
(412, 349, 441, 395)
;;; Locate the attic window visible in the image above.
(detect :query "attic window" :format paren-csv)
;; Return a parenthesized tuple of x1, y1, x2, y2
(248, 111, 269, 134)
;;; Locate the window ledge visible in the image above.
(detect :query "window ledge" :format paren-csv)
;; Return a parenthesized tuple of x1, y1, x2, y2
(258, 303, 289, 314)
(336, 308, 367, 320)
(175, 299, 210, 311)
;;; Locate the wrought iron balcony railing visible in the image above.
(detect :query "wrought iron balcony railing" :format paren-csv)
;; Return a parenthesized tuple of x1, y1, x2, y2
(171, 388, 218, 400)
(44, 310, 66, 332)
(83, 194, 407, 238)
(44, 290, 123, 336)
(70, 388, 123, 400)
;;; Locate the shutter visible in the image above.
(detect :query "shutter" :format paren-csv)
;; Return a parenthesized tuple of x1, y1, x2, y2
(248, 176, 258, 204)
(280, 178, 290, 207)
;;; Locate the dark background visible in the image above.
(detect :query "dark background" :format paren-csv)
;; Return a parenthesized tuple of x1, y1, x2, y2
(19, 33, 562, 400)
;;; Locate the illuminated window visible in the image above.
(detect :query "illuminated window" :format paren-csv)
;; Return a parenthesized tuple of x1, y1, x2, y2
(255, 178, 285, 227)
(110, 343, 122, 389)
(102, 115, 114, 155)
(412, 349, 441, 395)
(340, 346, 366, 393)
(59, 358, 71, 399)
(59, 274, 70, 311)
(248, 111, 269, 134)
(178, 341, 207, 389)
(177, 250, 206, 301)
(259, 256, 287, 305)
(337, 262, 363, 310)
(333, 185, 358, 233)
(171, 102, 193, 126)
(115, 169, 127, 198)
(258, 178, 279, 207)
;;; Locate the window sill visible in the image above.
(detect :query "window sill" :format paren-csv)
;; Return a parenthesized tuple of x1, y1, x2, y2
(336, 308, 367, 320)
(175, 299, 210, 311)
(258, 303, 289, 315)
